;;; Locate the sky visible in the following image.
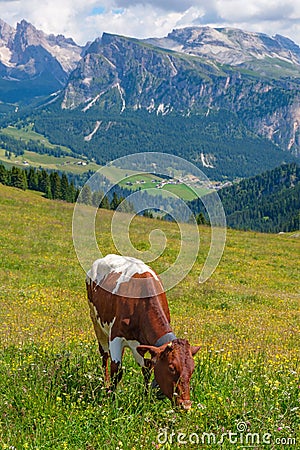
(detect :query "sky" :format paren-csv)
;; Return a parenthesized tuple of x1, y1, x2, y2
(1, 0, 300, 46)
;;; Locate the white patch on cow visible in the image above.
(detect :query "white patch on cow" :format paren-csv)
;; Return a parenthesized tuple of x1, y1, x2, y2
(90, 303, 115, 353)
(110, 336, 124, 363)
(110, 336, 145, 367)
(87, 254, 159, 294)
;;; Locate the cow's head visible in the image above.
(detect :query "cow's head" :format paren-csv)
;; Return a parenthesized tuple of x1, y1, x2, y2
(137, 339, 200, 410)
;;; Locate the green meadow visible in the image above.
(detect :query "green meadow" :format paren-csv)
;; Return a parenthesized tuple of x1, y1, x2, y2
(0, 184, 299, 449)
(118, 174, 209, 200)
(0, 149, 103, 175)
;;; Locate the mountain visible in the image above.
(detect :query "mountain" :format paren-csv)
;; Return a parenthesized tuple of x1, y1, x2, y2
(145, 27, 300, 69)
(0, 21, 300, 179)
(189, 163, 300, 232)
(0, 19, 82, 103)
(59, 29, 300, 159)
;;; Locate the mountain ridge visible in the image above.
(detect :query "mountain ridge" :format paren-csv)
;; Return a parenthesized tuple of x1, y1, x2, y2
(145, 26, 300, 68)
(0, 19, 299, 178)
(58, 29, 300, 157)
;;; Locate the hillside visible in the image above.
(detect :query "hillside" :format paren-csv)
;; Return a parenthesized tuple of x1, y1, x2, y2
(0, 185, 299, 448)
(189, 163, 300, 232)
(30, 108, 296, 180)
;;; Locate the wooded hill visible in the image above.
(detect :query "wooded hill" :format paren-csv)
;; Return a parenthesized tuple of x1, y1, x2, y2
(189, 163, 300, 232)
(29, 108, 296, 181)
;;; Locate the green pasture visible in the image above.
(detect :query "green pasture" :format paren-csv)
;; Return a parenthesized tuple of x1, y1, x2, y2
(1, 124, 71, 151)
(118, 173, 210, 200)
(0, 149, 101, 174)
(0, 185, 299, 449)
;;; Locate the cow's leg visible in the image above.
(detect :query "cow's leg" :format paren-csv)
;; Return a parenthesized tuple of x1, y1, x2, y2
(110, 360, 123, 393)
(98, 343, 110, 387)
(89, 304, 110, 386)
(109, 337, 124, 392)
(142, 364, 152, 395)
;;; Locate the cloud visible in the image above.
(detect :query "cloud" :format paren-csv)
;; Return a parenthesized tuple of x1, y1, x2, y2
(0, 0, 299, 46)
(113, 0, 196, 13)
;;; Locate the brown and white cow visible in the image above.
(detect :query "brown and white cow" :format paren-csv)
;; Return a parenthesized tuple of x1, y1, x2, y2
(86, 254, 200, 410)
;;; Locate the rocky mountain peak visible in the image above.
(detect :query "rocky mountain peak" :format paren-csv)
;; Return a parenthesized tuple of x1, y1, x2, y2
(13, 19, 46, 52)
(0, 18, 15, 46)
(146, 26, 300, 66)
(0, 18, 83, 103)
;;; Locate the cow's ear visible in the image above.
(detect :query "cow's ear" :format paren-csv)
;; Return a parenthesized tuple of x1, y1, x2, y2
(191, 345, 201, 356)
(137, 345, 160, 359)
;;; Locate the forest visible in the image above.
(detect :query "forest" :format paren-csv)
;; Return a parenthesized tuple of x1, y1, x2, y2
(27, 107, 296, 180)
(189, 163, 300, 232)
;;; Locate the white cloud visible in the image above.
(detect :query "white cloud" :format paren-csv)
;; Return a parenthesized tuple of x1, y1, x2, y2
(0, 0, 300, 46)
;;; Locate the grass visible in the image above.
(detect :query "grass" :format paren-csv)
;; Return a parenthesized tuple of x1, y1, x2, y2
(162, 183, 210, 201)
(1, 124, 71, 152)
(0, 185, 299, 449)
(0, 149, 101, 175)
(118, 174, 210, 200)
(0, 124, 103, 174)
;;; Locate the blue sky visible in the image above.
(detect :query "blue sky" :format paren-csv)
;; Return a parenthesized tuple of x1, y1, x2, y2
(0, 0, 300, 46)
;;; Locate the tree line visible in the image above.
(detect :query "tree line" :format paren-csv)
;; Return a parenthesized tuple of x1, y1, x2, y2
(0, 164, 79, 202)
(31, 108, 296, 180)
(0, 164, 136, 211)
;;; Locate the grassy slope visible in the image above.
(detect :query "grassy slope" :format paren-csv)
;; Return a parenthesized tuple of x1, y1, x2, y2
(0, 149, 102, 175)
(0, 125, 102, 175)
(1, 125, 72, 152)
(0, 185, 299, 449)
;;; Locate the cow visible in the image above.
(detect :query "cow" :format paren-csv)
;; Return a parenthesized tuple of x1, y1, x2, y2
(86, 254, 200, 410)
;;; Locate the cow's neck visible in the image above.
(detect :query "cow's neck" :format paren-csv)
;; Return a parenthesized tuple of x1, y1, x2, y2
(140, 298, 177, 346)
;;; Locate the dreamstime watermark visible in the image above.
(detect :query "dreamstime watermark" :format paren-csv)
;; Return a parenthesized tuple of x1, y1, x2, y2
(157, 422, 297, 447)
(72, 152, 226, 294)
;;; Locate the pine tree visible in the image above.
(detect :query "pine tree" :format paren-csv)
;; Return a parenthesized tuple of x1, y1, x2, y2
(27, 168, 39, 191)
(100, 195, 110, 210)
(66, 181, 77, 203)
(50, 172, 62, 200)
(110, 192, 122, 210)
(0, 164, 8, 185)
(10, 166, 27, 190)
(79, 185, 92, 205)
(38, 170, 49, 192)
(60, 173, 69, 201)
